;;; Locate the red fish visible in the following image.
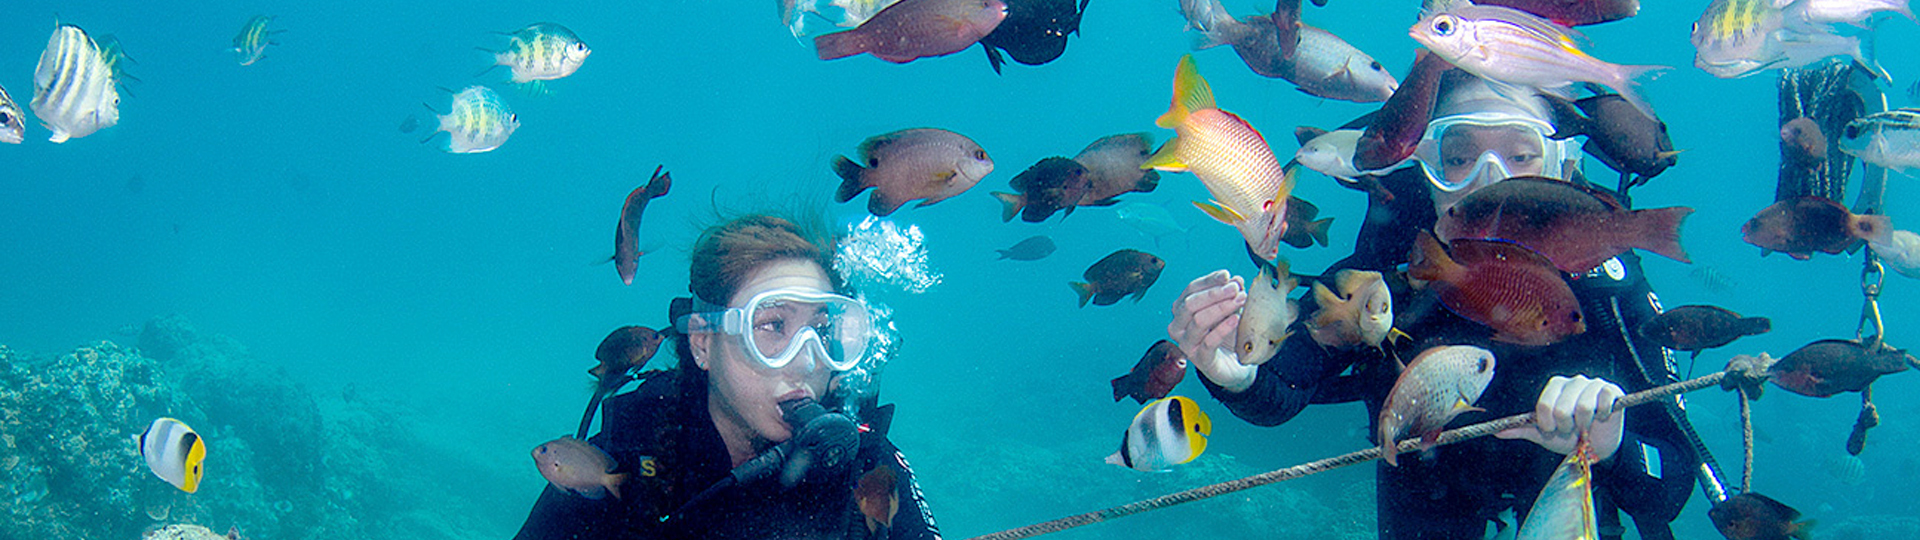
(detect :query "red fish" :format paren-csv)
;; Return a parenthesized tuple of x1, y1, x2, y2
(1112, 340, 1189, 404)
(855, 465, 901, 535)
(613, 166, 671, 285)
(1434, 177, 1692, 273)
(1410, 233, 1585, 346)
(1741, 196, 1891, 260)
(1354, 50, 1453, 171)
(1769, 339, 1911, 398)
(1478, 0, 1640, 26)
(815, 0, 1009, 63)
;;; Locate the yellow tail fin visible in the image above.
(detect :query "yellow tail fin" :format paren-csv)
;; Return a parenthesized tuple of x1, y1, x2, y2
(1157, 55, 1216, 129)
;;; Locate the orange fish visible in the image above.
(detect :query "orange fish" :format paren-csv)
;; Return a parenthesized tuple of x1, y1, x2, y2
(854, 466, 901, 535)
(1143, 55, 1295, 263)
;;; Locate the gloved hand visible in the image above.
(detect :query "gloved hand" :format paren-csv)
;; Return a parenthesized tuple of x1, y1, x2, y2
(1167, 270, 1256, 392)
(1495, 375, 1625, 461)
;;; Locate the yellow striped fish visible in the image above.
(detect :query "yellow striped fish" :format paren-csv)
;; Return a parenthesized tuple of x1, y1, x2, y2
(486, 23, 591, 86)
(1514, 439, 1598, 540)
(0, 84, 23, 144)
(232, 15, 282, 66)
(1411, 5, 1664, 118)
(429, 86, 518, 154)
(1691, 0, 1876, 79)
(1142, 55, 1295, 263)
(30, 24, 120, 144)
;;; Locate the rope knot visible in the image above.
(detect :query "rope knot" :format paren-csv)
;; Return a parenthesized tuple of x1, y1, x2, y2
(1721, 353, 1775, 399)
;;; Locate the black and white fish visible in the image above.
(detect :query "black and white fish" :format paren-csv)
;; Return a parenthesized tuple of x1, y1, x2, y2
(133, 417, 207, 493)
(0, 84, 23, 144)
(30, 24, 121, 143)
(1839, 108, 1920, 173)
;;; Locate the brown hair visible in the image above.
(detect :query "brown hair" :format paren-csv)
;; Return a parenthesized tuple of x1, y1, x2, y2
(686, 214, 845, 308)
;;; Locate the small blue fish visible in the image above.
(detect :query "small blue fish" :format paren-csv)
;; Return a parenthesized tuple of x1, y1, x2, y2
(231, 15, 282, 66)
(425, 86, 518, 154)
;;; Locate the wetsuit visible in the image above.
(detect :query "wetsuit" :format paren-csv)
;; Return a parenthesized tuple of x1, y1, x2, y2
(512, 373, 941, 540)
(1205, 170, 1705, 540)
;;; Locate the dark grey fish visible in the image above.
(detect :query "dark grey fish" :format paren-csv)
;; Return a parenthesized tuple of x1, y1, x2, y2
(979, 0, 1088, 73)
(1544, 93, 1678, 192)
(995, 235, 1056, 260)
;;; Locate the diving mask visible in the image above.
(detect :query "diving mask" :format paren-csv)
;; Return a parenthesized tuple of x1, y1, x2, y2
(678, 288, 872, 372)
(1415, 111, 1580, 192)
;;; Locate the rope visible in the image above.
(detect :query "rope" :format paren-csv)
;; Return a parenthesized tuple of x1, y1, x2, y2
(966, 371, 1732, 540)
(1738, 387, 1754, 493)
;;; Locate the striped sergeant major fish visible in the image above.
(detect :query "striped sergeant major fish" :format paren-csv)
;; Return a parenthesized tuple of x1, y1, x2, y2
(31, 23, 121, 143)
(422, 86, 518, 154)
(232, 15, 283, 66)
(0, 84, 23, 144)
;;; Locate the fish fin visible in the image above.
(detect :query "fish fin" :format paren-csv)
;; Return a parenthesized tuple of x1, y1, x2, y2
(645, 166, 672, 198)
(1387, 327, 1410, 345)
(1111, 374, 1137, 402)
(868, 191, 902, 216)
(607, 472, 629, 500)
(1631, 206, 1693, 263)
(1142, 138, 1189, 172)
(1294, 126, 1328, 146)
(1855, 214, 1894, 245)
(991, 192, 1024, 222)
(1451, 399, 1484, 415)
(1309, 217, 1333, 246)
(1157, 55, 1215, 128)
(1657, 149, 1683, 161)
(1070, 282, 1094, 307)
(831, 156, 870, 203)
(1381, 438, 1400, 466)
(1193, 200, 1246, 225)
(982, 43, 1005, 74)
(1612, 64, 1672, 120)
(1273, 165, 1299, 207)
(814, 29, 870, 61)
(1407, 232, 1461, 283)
(1760, 248, 1773, 257)
(1791, 520, 1817, 539)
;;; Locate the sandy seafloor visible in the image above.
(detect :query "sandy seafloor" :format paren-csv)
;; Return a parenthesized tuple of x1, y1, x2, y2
(0, 0, 1916, 539)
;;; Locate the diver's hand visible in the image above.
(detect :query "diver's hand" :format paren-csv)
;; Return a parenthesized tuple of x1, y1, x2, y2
(1168, 270, 1256, 392)
(1495, 375, 1625, 461)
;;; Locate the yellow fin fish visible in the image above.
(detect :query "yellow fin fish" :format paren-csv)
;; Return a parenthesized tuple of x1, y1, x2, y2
(1143, 55, 1294, 262)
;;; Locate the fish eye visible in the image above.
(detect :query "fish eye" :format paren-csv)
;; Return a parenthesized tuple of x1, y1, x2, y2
(1242, 342, 1253, 353)
(973, 149, 988, 160)
(574, 43, 588, 52)
(1432, 17, 1455, 36)
(1369, 61, 1383, 71)
(0, 112, 11, 124)
(509, 114, 518, 122)
(1844, 125, 1860, 139)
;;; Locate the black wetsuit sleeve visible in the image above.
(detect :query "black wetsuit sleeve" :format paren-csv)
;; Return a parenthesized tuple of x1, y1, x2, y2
(872, 439, 942, 540)
(510, 485, 620, 540)
(1201, 335, 1355, 426)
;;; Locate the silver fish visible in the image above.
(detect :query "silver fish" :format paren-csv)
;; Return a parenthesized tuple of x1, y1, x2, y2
(1412, 4, 1663, 117)
(0, 84, 23, 144)
(1514, 440, 1598, 540)
(431, 86, 518, 154)
(1235, 260, 1299, 366)
(232, 15, 281, 66)
(1867, 228, 1920, 279)
(1692, 0, 1878, 79)
(1839, 108, 1920, 172)
(1789, 0, 1915, 27)
(1281, 25, 1398, 103)
(31, 24, 120, 144)
(489, 23, 591, 84)
(1379, 345, 1495, 466)
(532, 436, 627, 499)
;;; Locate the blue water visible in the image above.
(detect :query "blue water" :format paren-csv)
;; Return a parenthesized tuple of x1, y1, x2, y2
(1, 0, 1916, 538)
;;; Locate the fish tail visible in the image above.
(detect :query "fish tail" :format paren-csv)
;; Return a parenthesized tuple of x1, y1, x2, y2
(1157, 55, 1215, 129)
(1407, 233, 1460, 283)
(645, 166, 672, 199)
(831, 156, 870, 203)
(813, 29, 868, 61)
(1191, 16, 1251, 51)
(606, 472, 629, 500)
(1611, 64, 1671, 119)
(1855, 214, 1894, 244)
(1632, 206, 1693, 263)
(994, 249, 1011, 260)
(991, 192, 1024, 222)
(1308, 217, 1333, 246)
(1110, 373, 1136, 402)
(1070, 281, 1095, 307)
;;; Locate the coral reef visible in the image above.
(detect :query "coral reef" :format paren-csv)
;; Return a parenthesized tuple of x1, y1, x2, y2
(0, 316, 512, 540)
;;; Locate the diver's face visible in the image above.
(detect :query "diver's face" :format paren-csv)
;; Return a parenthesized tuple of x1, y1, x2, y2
(1430, 123, 1546, 211)
(696, 259, 835, 447)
